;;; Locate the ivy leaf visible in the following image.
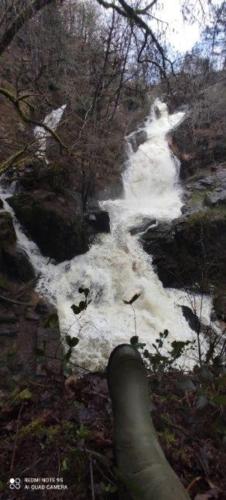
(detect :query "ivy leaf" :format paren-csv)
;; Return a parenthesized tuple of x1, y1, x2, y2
(71, 304, 81, 314)
(79, 300, 87, 311)
(65, 335, 79, 348)
(71, 301, 87, 315)
(79, 287, 90, 297)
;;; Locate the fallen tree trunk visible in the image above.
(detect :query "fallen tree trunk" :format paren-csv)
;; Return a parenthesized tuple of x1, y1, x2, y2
(107, 344, 189, 500)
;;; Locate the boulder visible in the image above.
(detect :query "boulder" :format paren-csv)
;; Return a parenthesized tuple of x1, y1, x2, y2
(129, 218, 157, 236)
(5, 158, 71, 193)
(180, 305, 201, 333)
(0, 211, 34, 282)
(141, 209, 226, 290)
(85, 210, 110, 233)
(204, 191, 226, 208)
(127, 129, 147, 153)
(213, 289, 226, 321)
(7, 190, 89, 262)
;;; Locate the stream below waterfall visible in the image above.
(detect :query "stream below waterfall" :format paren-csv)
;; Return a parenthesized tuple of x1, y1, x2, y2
(0, 99, 214, 370)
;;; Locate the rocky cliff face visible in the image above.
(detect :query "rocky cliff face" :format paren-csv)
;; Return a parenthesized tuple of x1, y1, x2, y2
(4, 160, 110, 263)
(141, 208, 226, 291)
(0, 210, 34, 282)
(170, 77, 226, 180)
(0, 208, 63, 381)
(7, 190, 89, 263)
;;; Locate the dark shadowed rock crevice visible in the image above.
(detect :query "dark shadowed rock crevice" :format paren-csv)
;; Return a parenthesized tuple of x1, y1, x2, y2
(0, 211, 34, 282)
(0, 210, 62, 381)
(7, 190, 89, 263)
(141, 209, 226, 291)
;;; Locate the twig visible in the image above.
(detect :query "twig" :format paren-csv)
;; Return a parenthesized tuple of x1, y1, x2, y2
(10, 404, 24, 476)
(186, 476, 202, 493)
(0, 294, 32, 306)
(21, 458, 42, 475)
(89, 457, 95, 500)
(0, 87, 68, 153)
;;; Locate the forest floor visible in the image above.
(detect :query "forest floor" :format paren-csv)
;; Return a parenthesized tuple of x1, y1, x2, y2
(1, 360, 226, 499)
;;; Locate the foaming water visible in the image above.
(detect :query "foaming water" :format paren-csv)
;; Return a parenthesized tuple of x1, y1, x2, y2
(0, 99, 214, 370)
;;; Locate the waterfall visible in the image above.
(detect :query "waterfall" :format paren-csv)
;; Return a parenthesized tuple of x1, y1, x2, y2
(34, 104, 66, 161)
(0, 99, 213, 370)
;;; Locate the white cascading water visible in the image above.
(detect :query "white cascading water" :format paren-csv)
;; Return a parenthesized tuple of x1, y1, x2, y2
(0, 99, 213, 370)
(34, 104, 66, 161)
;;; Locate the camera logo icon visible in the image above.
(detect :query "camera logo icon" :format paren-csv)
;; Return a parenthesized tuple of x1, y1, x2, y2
(9, 478, 21, 490)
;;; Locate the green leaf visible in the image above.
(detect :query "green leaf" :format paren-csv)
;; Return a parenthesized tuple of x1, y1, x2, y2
(213, 395, 226, 406)
(62, 458, 69, 471)
(16, 388, 32, 401)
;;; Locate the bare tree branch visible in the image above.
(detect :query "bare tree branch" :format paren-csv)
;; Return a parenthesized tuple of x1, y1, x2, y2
(0, 86, 68, 151)
(96, 0, 171, 75)
(0, 0, 60, 56)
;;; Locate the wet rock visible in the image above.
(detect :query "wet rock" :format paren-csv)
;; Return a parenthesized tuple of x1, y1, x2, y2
(85, 210, 110, 233)
(204, 191, 226, 208)
(7, 190, 89, 262)
(0, 211, 34, 282)
(3, 248, 35, 282)
(127, 129, 147, 153)
(129, 218, 157, 236)
(0, 211, 16, 246)
(213, 289, 226, 320)
(0, 312, 17, 324)
(141, 210, 226, 290)
(97, 180, 123, 201)
(199, 177, 216, 188)
(180, 305, 201, 333)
